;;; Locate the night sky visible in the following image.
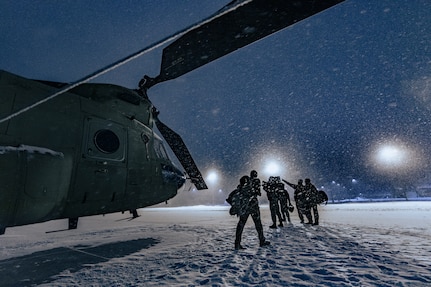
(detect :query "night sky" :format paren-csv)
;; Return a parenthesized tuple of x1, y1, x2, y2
(2, 0, 431, 202)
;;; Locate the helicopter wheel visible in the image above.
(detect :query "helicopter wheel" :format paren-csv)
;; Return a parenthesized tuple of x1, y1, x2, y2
(68, 217, 79, 230)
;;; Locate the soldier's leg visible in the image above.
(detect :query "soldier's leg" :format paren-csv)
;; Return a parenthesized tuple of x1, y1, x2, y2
(285, 209, 291, 222)
(251, 210, 265, 244)
(296, 203, 304, 223)
(312, 205, 319, 225)
(280, 203, 286, 221)
(269, 202, 277, 227)
(251, 211, 270, 247)
(235, 214, 249, 249)
(302, 207, 313, 224)
(276, 204, 283, 226)
(282, 204, 288, 221)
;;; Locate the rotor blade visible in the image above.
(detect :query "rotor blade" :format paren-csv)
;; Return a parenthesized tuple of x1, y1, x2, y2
(155, 117, 208, 190)
(158, 0, 345, 82)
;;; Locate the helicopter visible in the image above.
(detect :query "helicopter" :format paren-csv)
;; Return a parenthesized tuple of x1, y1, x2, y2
(0, 0, 344, 235)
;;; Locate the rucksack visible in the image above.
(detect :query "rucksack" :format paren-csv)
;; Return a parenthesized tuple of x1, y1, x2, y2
(226, 188, 250, 216)
(316, 190, 328, 205)
(226, 189, 241, 215)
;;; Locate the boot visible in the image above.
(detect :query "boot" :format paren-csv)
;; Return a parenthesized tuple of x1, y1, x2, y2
(235, 243, 246, 250)
(269, 224, 277, 229)
(260, 240, 270, 247)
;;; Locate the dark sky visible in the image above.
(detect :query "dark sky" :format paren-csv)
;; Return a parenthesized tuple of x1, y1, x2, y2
(2, 0, 431, 201)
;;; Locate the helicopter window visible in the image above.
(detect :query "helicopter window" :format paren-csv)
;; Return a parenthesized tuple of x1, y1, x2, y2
(93, 129, 120, 154)
(154, 139, 169, 160)
(82, 117, 126, 162)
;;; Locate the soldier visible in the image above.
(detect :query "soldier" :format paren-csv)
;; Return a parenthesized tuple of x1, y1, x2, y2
(232, 175, 270, 250)
(263, 176, 284, 228)
(250, 170, 261, 197)
(283, 179, 305, 223)
(277, 182, 292, 223)
(304, 178, 320, 225)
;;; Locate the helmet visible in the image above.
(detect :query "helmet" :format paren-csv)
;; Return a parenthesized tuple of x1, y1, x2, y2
(250, 170, 258, 178)
(240, 175, 250, 186)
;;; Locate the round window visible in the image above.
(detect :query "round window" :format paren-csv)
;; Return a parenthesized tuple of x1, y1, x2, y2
(94, 129, 120, 154)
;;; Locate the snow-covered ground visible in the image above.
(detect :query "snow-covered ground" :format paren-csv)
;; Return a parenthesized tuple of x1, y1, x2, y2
(0, 201, 430, 286)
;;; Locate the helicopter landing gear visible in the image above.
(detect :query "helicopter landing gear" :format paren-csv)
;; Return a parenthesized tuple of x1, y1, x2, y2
(130, 209, 140, 219)
(68, 217, 79, 230)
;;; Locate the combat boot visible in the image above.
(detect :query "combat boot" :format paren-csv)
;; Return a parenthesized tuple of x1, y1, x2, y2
(235, 243, 246, 250)
(260, 240, 270, 247)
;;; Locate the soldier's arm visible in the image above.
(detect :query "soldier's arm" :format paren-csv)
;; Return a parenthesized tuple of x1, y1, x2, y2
(282, 179, 295, 189)
(286, 190, 291, 204)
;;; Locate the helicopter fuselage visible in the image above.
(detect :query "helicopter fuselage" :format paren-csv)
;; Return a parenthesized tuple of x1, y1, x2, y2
(0, 70, 185, 233)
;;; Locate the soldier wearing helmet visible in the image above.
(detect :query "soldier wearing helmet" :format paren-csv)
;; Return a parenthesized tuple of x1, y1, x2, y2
(231, 172, 270, 250)
(283, 179, 305, 223)
(263, 176, 284, 228)
(304, 178, 319, 225)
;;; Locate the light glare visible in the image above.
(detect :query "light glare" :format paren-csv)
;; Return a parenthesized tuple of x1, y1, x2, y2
(263, 160, 281, 175)
(376, 145, 407, 168)
(370, 140, 421, 175)
(377, 145, 406, 166)
(206, 170, 218, 185)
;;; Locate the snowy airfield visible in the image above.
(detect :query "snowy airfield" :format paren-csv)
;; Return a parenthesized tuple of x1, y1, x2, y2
(0, 201, 430, 286)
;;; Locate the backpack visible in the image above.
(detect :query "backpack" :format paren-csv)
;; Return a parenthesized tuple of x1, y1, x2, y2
(316, 190, 328, 205)
(226, 188, 249, 216)
(226, 189, 241, 215)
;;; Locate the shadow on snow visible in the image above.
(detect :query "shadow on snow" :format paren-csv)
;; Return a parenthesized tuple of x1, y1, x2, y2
(0, 237, 159, 287)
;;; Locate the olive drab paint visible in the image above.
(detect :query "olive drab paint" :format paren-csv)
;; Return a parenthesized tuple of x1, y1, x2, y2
(0, 71, 185, 233)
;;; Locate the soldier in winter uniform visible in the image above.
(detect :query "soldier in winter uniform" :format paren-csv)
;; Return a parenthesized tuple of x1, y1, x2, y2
(263, 176, 284, 228)
(277, 182, 292, 223)
(283, 179, 305, 223)
(250, 170, 261, 197)
(304, 178, 320, 225)
(230, 175, 270, 250)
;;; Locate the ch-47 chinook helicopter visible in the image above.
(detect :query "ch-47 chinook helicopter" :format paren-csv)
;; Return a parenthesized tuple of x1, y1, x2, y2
(0, 0, 344, 234)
